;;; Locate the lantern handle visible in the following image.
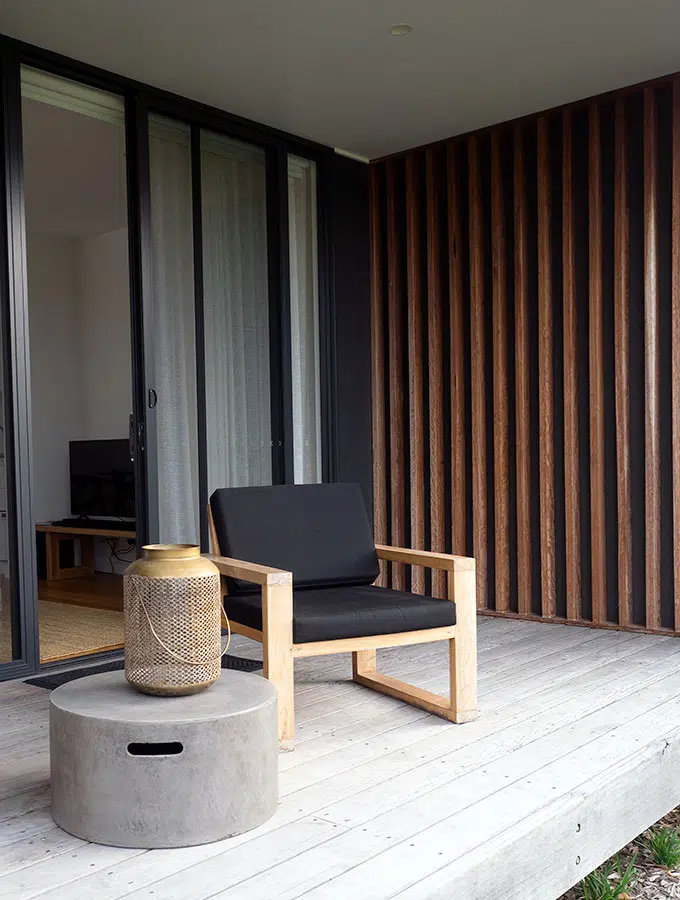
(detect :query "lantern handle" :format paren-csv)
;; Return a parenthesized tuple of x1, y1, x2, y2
(128, 578, 232, 666)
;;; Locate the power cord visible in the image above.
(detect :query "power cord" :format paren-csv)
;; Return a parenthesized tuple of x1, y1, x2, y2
(106, 537, 136, 574)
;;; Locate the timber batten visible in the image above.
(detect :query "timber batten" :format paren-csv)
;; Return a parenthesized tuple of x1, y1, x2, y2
(370, 78, 680, 635)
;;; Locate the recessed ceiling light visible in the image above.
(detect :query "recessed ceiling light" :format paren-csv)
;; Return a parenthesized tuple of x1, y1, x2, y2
(389, 24, 412, 36)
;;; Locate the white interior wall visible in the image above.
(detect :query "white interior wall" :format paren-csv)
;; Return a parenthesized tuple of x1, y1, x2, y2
(29, 227, 132, 520)
(77, 228, 132, 440)
(28, 227, 133, 574)
(76, 227, 133, 574)
(28, 233, 85, 522)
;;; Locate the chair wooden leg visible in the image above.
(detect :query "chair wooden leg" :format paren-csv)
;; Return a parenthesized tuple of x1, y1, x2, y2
(262, 582, 295, 742)
(448, 566, 478, 723)
(352, 649, 376, 678)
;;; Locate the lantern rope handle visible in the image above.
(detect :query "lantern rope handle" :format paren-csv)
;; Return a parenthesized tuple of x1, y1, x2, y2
(129, 577, 232, 666)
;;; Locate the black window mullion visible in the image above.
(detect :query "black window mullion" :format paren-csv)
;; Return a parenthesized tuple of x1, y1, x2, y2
(125, 93, 153, 546)
(266, 145, 294, 484)
(0, 50, 38, 674)
(190, 125, 209, 550)
(316, 155, 337, 483)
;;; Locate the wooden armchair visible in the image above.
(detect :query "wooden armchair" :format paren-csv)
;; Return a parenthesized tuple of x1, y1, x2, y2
(208, 483, 477, 741)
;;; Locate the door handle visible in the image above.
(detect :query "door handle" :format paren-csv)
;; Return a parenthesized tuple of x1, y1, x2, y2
(129, 415, 145, 462)
(129, 414, 136, 463)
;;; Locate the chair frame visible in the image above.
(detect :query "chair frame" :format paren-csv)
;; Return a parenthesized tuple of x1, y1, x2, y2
(208, 507, 477, 741)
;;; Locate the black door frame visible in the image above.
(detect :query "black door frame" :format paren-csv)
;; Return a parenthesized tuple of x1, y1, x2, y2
(0, 31, 340, 675)
(0, 49, 39, 678)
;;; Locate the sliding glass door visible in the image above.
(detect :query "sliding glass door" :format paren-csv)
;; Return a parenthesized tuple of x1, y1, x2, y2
(0, 43, 331, 681)
(143, 119, 274, 548)
(143, 120, 325, 549)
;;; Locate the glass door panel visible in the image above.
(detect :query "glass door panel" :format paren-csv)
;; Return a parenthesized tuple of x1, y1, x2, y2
(146, 114, 200, 544)
(201, 131, 271, 494)
(20, 66, 132, 665)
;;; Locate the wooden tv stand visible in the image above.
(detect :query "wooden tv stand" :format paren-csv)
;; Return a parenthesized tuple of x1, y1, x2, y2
(36, 524, 136, 581)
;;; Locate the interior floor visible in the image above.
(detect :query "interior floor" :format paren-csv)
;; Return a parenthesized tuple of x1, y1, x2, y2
(39, 573, 123, 611)
(38, 573, 124, 663)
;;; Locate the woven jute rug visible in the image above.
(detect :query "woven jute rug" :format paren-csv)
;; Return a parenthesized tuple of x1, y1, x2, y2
(38, 600, 124, 662)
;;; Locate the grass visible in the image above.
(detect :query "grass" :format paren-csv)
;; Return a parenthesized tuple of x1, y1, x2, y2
(644, 826, 680, 870)
(580, 854, 638, 900)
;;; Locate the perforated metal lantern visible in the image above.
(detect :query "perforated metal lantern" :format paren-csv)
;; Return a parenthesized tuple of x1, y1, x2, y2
(124, 545, 222, 696)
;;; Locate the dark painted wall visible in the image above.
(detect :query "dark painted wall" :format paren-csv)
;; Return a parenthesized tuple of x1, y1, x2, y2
(328, 154, 373, 513)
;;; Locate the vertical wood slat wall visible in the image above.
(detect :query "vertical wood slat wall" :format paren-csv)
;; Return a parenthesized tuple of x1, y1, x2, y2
(370, 78, 680, 633)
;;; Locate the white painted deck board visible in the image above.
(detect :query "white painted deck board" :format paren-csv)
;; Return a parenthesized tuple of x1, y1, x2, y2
(1, 619, 680, 899)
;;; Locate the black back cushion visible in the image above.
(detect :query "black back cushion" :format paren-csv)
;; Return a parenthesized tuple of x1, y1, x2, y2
(210, 483, 380, 593)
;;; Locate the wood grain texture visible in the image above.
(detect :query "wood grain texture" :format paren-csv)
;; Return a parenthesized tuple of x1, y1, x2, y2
(589, 103, 607, 625)
(468, 136, 487, 610)
(293, 626, 457, 658)
(367, 85, 680, 637)
(386, 160, 407, 590)
(42, 531, 96, 581)
(208, 502, 220, 555)
(537, 117, 556, 618)
(672, 80, 680, 632)
(369, 167, 388, 586)
(38, 574, 123, 612)
(562, 110, 582, 621)
(262, 580, 295, 740)
(405, 155, 425, 594)
(210, 555, 292, 586)
(447, 142, 467, 561)
(644, 88, 661, 630)
(426, 150, 447, 598)
(5, 623, 680, 899)
(352, 648, 377, 677)
(36, 525, 135, 539)
(491, 132, 510, 612)
(376, 544, 476, 570)
(514, 125, 532, 617)
(614, 98, 633, 627)
(449, 563, 478, 722)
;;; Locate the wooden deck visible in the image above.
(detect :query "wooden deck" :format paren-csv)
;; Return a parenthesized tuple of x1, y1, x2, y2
(3, 617, 680, 899)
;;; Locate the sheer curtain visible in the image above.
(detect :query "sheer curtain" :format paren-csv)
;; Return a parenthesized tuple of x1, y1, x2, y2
(201, 132, 271, 494)
(147, 115, 200, 543)
(288, 156, 322, 483)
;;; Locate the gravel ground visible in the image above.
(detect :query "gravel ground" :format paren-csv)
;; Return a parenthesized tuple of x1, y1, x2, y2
(561, 810, 680, 899)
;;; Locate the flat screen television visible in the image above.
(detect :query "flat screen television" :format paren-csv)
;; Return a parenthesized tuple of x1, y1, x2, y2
(69, 439, 135, 519)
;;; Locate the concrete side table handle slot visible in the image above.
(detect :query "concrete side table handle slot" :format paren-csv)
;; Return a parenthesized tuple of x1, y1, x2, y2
(50, 670, 278, 848)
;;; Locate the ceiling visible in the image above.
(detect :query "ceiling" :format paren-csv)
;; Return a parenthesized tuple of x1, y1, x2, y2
(2, 0, 680, 159)
(22, 99, 127, 237)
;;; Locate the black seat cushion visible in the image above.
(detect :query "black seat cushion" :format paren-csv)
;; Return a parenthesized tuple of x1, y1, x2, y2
(225, 584, 456, 644)
(210, 483, 380, 595)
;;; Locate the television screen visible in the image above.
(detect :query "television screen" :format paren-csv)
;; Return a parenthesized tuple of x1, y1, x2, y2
(69, 439, 135, 519)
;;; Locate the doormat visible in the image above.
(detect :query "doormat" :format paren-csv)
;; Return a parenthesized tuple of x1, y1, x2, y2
(25, 654, 263, 690)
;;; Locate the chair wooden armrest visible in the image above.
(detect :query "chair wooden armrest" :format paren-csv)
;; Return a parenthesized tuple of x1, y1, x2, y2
(208, 553, 295, 741)
(207, 555, 292, 586)
(375, 544, 475, 573)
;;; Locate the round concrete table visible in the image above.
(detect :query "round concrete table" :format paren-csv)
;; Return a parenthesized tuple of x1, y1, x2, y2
(49, 670, 278, 848)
